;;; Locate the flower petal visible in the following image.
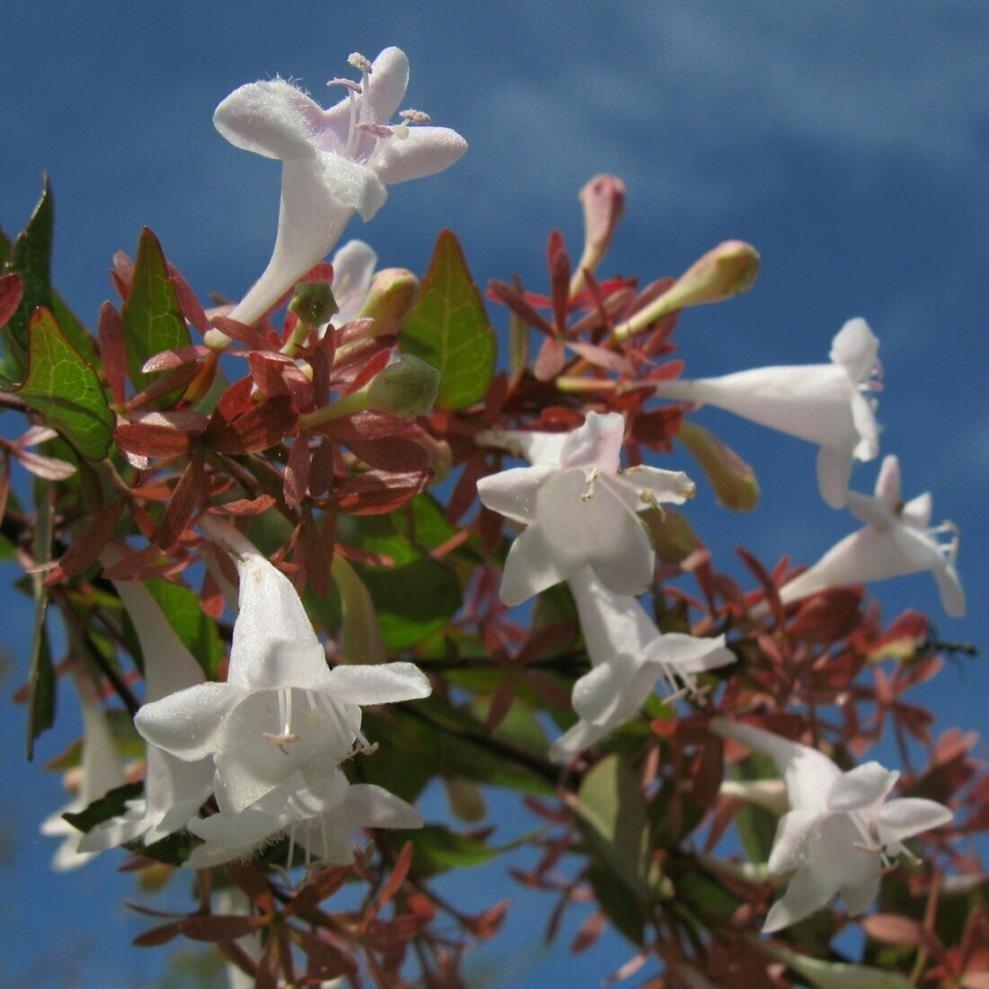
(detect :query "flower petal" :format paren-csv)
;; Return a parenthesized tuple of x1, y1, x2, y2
(618, 465, 695, 509)
(829, 317, 879, 383)
(873, 454, 901, 510)
(846, 490, 895, 530)
(370, 125, 468, 186)
(229, 158, 354, 327)
(933, 563, 966, 618)
(828, 762, 899, 811)
(559, 411, 625, 471)
(877, 798, 953, 844)
(79, 692, 127, 803)
(476, 464, 555, 525)
(763, 864, 841, 933)
(549, 718, 612, 763)
(135, 683, 240, 762)
(767, 809, 820, 875)
(571, 653, 653, 727)
(325, 662, 431, 705)
(366, 47, 410, 123)
(840, 873, 881, 917)
(213, 78, 319, 161)
(320, 152, 388, 220)
(331, 239, 378, 323)
(902, 491, 933, 529)
(499, 525, 570, 606)
(816, 442, 855, 510)
(651, 633, 735, 675)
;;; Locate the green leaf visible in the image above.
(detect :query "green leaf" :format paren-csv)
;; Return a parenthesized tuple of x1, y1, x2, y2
(121, 228, 191, 396)
(585, 863, 646, 944)
(26, 482, 55, 758)
(398, 824, 501, 877)
(761, 941, 913, 989)
(1, 177, 54, 381)
(15, 307, 114, 460)
(63, 781, 143, 833)
(143, 578, 224, 678)
(400, 229, 496, 410)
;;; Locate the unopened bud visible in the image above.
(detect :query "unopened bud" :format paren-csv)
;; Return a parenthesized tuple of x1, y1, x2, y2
(444, 778, 487, 822)
(677, 421, 759, 512)
(614, 240, 760, 341)
(365, 353, 440, 417)
(642, 505, 698, 565)
(331, 555, 386, 665)
(289, 280, 338, 327)
(357, 267, 420, 337)
(571, 174, 626, 295)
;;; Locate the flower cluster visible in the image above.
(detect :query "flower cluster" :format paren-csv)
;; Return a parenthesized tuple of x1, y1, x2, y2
(6, 39, 980, 989)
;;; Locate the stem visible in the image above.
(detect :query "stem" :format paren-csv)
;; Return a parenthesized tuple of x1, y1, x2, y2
(280, 319, 315, 358)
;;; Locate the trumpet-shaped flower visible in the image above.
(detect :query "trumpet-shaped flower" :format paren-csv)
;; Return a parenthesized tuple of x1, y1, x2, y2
(136, 531, 431, 814)
(655, 318, 881, 507)
(476, 412, 695, 606)
(710, 718, 952, 932)
(41, 681, 126, 871)
(79, 575, 214, 853)
(551, 568, 735, 761)
(213, 47, 467, 330)
(776, 454, 965, 617)
(185, 768, 421, 869)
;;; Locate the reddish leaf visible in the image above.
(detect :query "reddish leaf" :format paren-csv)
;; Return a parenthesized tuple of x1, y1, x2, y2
(166, 263, 210, 333)
(115, 410, 208, 458)
(374, 841, 414, 913)
(157, 451, 205, 550)
(124, 362, 202, 411)
(208, 495, 276, 517)
(334, 469, 429, 515)
(0, 272, 25, 326)
(210, 314, 267, 348)
(861, 913, 941, 954)
(44, 500, 125, 586)
(141, 345, 211, 374)
(208, 395, 297, 455)
(571, 910, 606, 954)
(11, 446, 77, 481)
(98, 301, 128, 405)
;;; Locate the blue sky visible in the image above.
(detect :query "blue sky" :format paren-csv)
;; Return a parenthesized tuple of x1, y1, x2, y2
(1, 2, 986, 985)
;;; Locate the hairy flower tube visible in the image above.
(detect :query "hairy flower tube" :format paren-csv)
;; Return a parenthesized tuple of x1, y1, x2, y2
(476, 412, 695, 606)
(654, 317, 881, 507)
(135, 525, 431, 818)
(209, 47, 467, 335)
(776, 454, 965, 617)
(550, 568, 735, 761)
(79, 573, 213, 853)
(711, 718, 953, 932)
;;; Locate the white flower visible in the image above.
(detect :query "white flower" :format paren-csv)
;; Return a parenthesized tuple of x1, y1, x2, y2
(186, 769, 420, 869)
(710, 718, 953, 932)
(476, 412, 695, 606)
(329, 239, 377, 326)
(655, 318, 881, 508)
(550, 568, 735, 761)
(213, 47, 467, 330)
(776, 454, 965, 617)
(135, 529, 431, 815)
(78, 574, 214, 853)
(41, 682, 126, 871)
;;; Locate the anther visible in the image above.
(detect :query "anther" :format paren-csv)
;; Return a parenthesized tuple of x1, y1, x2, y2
(581, 467, 600, 502)
(347, 52, 373, 73)
(399, 108, 431, 125)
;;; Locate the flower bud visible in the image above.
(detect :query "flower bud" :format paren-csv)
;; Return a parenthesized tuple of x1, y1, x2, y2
(677, 420, 760, 512)
(289, 280, 338, 326)
(571, 174, 626, 295)
(357, 267, 420, 338)
(364, 353, 441, 418)
(641, 505, 698, 564)
(614, 240, 760, 341)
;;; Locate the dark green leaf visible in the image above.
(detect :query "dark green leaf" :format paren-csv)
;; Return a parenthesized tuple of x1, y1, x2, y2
(16, 308, 114, 460)
(121, 228, 191, 397)
(396, 824, 500, 877)
(732, 753, 779, 864)
(1, 177, 53, 381)
(63, 781, 144, 833)
(586, 863, 646, 944)
(401, 229, 496, 411)
(26, 481, 55, 758)
(143, 578, 224, 678)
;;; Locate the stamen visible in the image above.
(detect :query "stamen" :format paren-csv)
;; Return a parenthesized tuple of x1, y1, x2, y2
(286, 826, 296, 872)
(399, 108, 431, 124)
(581, 467, 600, 501)
(347, 52, 373, 73)
(357, 122, 393, 138)
(326, 77, 362, 93)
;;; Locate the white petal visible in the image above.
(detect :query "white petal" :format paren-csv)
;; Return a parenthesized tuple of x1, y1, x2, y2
(213, 79, 319, 161)
(933, 563, 966, 618)
(568, 568, 661, 667)
(481, 429, 569, 466)
(652, 633, 735, 675)
(816, 443, 855, 510)
(499, 525, 570, 606)
(135, 683, 239, 762)
(77, 803, 149, 853)
(549, 718, 612, 763)
(829, 317, 879, 383)
(840, 873, 881, 917)
(228, 551, 323, 688)
(828, 763, 899, 811)
(325, 662, 431, 705)
(559, 411, 625, 471)
(873, 454, 901, 509)
(228, 158, 354, 327)
(79, 694, 127, 803)
(846, 490, 896, 530)
(659, 365, 858, 449)
(709, 718, 840, 813)
(320, 152, 388, 220)
(877, 798, 953, 844)
(476, 464, 555, 524)
(331, 239, 378, 323)
(142, 746, 213, 839)
(763, 864, 840, 933)
(767, 809, 820, 874)
(366, 47, 410, 123)
(111, 578, 204, 700)
(850, 391, 880, 460)
(370, 126, 468, 186)
(902, 491, 933, 529)
(338, 783, 423, 829)
(571, 654, 654, 727)
(618, 465, 695, 509)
